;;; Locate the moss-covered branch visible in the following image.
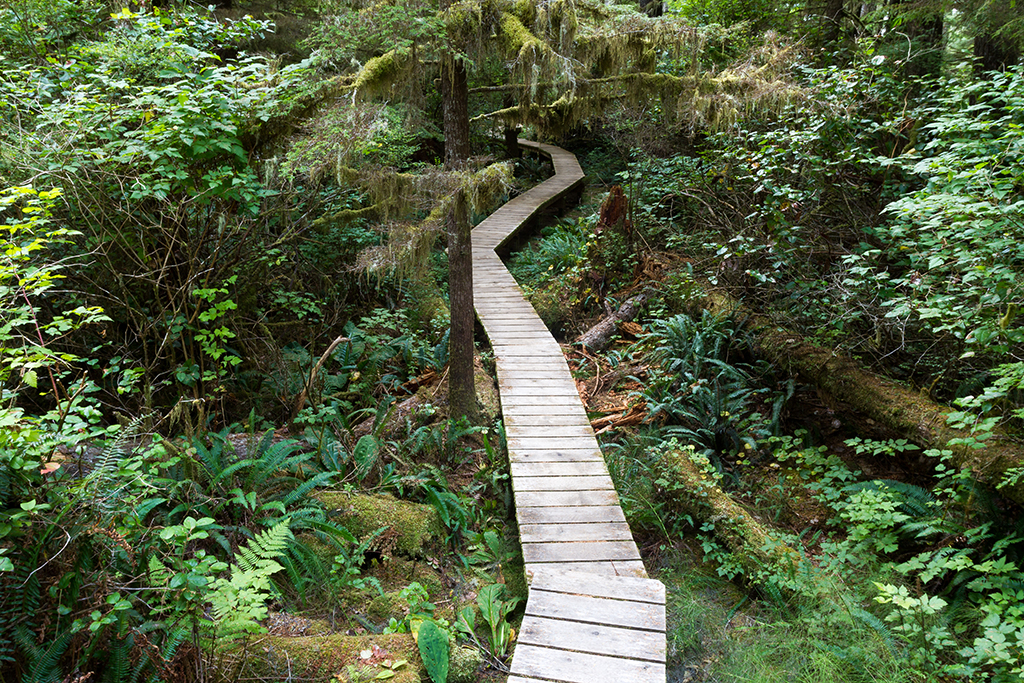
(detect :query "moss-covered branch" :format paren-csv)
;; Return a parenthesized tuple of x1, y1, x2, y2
(352, 47, 414, 99)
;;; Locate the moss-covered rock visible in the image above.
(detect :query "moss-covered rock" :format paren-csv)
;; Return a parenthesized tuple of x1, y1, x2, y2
(448, 645, 484, 683)
(366, 556, 444, 596)
(316, 492, 443, 559)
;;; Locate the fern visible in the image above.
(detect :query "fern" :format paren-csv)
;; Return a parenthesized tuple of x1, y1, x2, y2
(208, 520, 292, 644)
(14, 626, 70, 683)
(843, 480, 940, 533)
(849, 607, 900, 659)
(101, 635, 131, 683)
(80, 415, 146, 520)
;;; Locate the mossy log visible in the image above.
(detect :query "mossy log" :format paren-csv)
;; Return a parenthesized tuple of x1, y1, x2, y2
(695, 288, 1024, 507)
(659, 446, 804, 579)
(224, 632, 422, 683)
(314, 492, 443, 559)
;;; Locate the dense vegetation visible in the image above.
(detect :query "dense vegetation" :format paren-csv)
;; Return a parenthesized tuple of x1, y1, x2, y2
(1, 0, 1023, 681)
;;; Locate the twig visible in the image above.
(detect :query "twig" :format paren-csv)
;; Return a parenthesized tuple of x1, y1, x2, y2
(290, 335, 350, 425)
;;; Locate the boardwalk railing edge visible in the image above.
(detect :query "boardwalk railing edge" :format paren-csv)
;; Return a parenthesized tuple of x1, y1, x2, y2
(472, 140, 668, 683)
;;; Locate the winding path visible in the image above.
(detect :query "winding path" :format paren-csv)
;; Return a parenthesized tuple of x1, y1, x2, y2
(473, 141, 667, 683)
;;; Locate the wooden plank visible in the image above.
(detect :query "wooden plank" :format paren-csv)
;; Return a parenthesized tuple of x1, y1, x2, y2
(515, 490, 619, 507)
(518, 616, 665, 662)
(503, 406, 589, 418)
(522, 540, 640, 563)
(526, 560, 648, 578)
(510, 644, 665, 683)
(499, 378, 580, 388)
(508, 448, 604, 462)
(519, 522, 633, 543)
(503, 410, 589, 422)
(496, 366, 573, 378)
(505, 425, 595, 438)
(510, 461, 608, 477)
(517, 506, 625, 525)
(513, 475, 615, 491)
(527, 568, 666, 605)
(497, 395, 581, 405)
(524, 589, 665, 631)
(496, 370, 576, 380)
(507, 437, 598, 450)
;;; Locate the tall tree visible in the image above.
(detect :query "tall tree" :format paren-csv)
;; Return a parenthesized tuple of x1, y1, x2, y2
(440, 0, 476, 421)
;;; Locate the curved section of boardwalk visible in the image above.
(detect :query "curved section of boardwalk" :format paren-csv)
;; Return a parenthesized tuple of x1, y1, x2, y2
(473, 141, 667, 683)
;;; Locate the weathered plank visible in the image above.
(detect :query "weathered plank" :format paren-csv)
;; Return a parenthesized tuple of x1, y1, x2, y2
(507, 437, 599, 450)
(528, 568, 666, 604)
(504, 425, 596, 438)
(524, 589, 665, 631)
(514, 490, 620, 507)
(513, 475, 615, 491)
(519, 522, 633, 543)
(516, 506, 626, 525)
(526, 560, 649, 578)
(510, 644, 666, 683)
(510, 461, 609, 477)
(522, 540, 641, 563)
(507, 448, 604, 462)
(518, 616, 665, 662)
(503, 415, 592, 428)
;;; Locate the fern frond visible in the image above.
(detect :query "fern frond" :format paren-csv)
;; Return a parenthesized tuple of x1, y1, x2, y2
(14, 626, 71, 683)
(235, 520, 293, 573)
(101, 635, 131, 683)
(280, 471, 336, 507)
(849, 607, 899, 659)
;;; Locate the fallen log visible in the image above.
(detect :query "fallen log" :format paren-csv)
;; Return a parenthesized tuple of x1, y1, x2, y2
(693, 288, 1024, 507)
(576, 292, 649, 352)
(658, 445, 807, 582)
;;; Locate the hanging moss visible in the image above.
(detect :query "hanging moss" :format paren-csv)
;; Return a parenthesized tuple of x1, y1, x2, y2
(499, 11, 547, 63)
(353, 47, 414, 99)
(511, 0, 536, 25)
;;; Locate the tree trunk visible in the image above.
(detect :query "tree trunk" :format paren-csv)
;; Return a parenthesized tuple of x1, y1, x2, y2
(447, 189, 477, 421)
(974, 33, 1020, 74)
(441, 55, 470, 167)
(440, 0, 475, 421)
(692, 288, 1024, 507)
(504, 126, 521, 160)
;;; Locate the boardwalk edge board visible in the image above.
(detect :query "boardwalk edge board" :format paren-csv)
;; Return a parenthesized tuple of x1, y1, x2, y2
(473, 140, 667, 683)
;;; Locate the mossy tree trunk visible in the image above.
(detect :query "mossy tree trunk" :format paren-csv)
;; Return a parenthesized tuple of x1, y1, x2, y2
(693, 288, 1024, 507)
(441, 1, 476, 422)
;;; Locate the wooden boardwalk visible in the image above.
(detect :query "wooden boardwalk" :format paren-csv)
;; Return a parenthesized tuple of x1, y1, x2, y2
(473, 141, 667, 683)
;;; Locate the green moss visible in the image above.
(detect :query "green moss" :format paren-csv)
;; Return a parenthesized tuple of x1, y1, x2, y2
(353, 48, 411, 98)
(448, 645, 484, 683)
(367, 591, 407, 621)
(499, 12, 543, 58)
(502, 552, 529, 605)
(511, 0, 536, 25)
(231, 632, 421, 682)
(316, 492, 443, 559)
